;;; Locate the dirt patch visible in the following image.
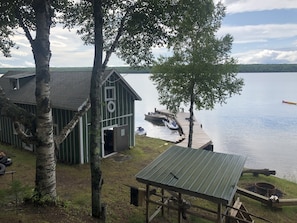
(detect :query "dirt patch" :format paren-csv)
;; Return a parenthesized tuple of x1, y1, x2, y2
(112, 153, 132, 162)
(1, 203, 98, 223)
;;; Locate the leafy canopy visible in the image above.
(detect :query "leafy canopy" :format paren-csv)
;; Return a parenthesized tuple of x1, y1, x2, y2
(62, 0, 189, 67)
(0, 0, 70, 57)
(151, 0, 244, 113)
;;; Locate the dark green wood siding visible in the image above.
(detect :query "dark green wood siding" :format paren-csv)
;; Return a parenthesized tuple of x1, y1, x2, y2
(0, 104, 83, 164)
(101, 72, 136, 150)
(53, 108, 81, 164)
(0, 70, 138, 164)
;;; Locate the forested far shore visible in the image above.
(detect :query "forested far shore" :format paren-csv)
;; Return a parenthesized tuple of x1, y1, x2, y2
(1, 64, 297, 74)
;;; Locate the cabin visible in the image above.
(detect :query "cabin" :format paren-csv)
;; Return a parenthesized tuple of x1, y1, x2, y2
(0, 69, 141, 164)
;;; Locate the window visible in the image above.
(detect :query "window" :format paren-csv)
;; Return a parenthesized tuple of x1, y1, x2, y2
(104, 86, 116, 101)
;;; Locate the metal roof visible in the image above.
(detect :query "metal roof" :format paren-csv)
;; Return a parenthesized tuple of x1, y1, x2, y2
(136, 145, 246, 204)
(3, 72, 35, 79)
(0, 69, 141, 111)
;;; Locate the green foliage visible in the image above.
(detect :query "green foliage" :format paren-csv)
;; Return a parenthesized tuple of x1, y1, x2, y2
(0, 0, 71, 57)
(0, 180, 32, 209)
(30, 192, 58, 206)
(63, 0, 211, 67)
(8, 180, 32, 205)
(0, 189, 7, 206)
(151, 0, 243, 113)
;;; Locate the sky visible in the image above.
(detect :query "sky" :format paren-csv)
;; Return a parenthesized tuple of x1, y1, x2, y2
(1, 0, 297, 67)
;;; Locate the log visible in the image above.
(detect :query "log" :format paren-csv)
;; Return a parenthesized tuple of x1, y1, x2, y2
(242, 168, 276, 176)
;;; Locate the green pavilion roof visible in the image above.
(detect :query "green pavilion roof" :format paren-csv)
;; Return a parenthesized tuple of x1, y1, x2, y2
(136, 145, 246, 205)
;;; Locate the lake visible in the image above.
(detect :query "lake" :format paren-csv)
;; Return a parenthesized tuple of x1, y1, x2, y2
(123, 72, 297, 182)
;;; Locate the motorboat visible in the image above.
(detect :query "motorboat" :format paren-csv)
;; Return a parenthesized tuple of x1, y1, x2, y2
(163, 119, 179, 131)
(282, 100, 297, 105)
(135, 127, 147, 136)
(144, 112, 168, 125)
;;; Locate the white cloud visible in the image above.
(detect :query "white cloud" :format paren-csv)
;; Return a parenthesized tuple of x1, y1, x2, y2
(3, 4, 297, 67)
(275, 50, 297, 62)
(220, 0, 297, 14)
(6, 25, 127, 67)
(234, 49, 297, 64)
(218, 24, 297, 44)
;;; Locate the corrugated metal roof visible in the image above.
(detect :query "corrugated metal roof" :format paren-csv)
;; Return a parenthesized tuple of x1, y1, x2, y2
(136, 145, 246, 204)
(4, 72, 35, 79)
(0, 69, 141, 111)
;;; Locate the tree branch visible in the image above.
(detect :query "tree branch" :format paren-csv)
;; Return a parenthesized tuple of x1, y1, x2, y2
(0, 86, 37, 134)
(14, 8, 34, 45)
(54, 99, 91, 146)
(13, 121, 37, 144)
(102, 4, 137, 79)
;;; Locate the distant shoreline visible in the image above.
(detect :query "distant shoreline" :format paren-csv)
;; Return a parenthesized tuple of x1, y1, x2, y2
(1, 64, 297, 74)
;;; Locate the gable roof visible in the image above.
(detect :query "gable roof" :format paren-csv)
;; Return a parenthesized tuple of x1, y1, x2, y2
(136, 145, 246, 205)
(0, 69, 141, 111)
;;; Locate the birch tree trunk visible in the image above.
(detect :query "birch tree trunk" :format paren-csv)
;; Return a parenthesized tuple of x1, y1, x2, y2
(32, 0, 56, 201)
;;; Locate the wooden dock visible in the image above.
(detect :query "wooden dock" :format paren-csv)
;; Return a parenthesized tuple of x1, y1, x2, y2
(157, 109, 212, 149)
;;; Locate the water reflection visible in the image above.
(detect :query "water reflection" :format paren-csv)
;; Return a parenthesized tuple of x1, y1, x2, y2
(123, 73, 297, 182)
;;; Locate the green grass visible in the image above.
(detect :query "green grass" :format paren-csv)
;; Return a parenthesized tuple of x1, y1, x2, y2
(1, 136, 297, 222)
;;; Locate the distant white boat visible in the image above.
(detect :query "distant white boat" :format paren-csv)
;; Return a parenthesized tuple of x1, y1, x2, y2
(135, 127, 147, 136)
(163, 119, 179, 130)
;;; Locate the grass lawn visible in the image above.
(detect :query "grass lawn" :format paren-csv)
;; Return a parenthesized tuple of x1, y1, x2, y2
(0, 136, 297, 223)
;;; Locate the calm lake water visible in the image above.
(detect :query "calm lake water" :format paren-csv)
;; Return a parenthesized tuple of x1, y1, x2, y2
(123, 72, 297, 182)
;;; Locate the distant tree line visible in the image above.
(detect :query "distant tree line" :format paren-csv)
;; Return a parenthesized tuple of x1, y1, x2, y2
(118, 64, 297, 73)
(238, 64, 297, 73)
(2, 64, 297, 75)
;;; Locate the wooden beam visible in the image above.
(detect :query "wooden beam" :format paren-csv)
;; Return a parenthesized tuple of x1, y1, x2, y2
(148, 198, 170, 222)
(242, 168, 276, 176)
(178, 193, 182, 223)
(161, 189, 164, 216)
(146, 184, 149, 223)
(147, 199, 217, 222)
(217, 203, 222, 223)
(236, 187, 269, 204)
(273, 198, 297, 207)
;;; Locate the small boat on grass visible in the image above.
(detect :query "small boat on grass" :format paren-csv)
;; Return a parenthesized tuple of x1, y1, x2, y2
(163, 119, 179, 131)
(135, 127, 147, 136)
(282, 100, 297, 105)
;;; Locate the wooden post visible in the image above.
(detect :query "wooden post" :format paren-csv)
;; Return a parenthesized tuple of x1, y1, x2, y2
(217, 203, 222, 223)
(178, 193, 182, 223)
(161, 188, 164, 217)
(146, 184, 149, 223)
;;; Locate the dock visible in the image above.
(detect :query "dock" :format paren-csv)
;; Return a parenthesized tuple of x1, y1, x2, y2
(157, 109, 212, 149)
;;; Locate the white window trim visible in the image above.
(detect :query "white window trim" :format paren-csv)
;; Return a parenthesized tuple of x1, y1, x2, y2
(104, 86, 116, 101)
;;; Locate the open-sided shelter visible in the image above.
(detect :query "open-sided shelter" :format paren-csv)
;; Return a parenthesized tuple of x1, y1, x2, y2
(136, 145, 246, 223)
(0, 69, 141, 164)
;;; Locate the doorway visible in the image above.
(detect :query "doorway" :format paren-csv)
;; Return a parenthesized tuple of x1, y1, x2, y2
(102, 125, 129, 158)
(103, 129, 115, 157)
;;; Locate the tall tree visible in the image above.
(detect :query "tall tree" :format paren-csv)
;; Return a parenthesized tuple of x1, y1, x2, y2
(89, 0, 104, 218)
(62, 0, 191, 218)
(0, 0, 78, 203)
(151, 0, 244, 148)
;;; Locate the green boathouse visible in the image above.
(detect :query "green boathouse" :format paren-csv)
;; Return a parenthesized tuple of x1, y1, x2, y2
(0, 69, 141, 164)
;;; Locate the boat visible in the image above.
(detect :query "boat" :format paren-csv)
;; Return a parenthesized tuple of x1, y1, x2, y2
(163, 119, 179, 131)
(282, 100, 297, 105)
(135, 127, 147, 136)
(144, 112, 168, 125)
